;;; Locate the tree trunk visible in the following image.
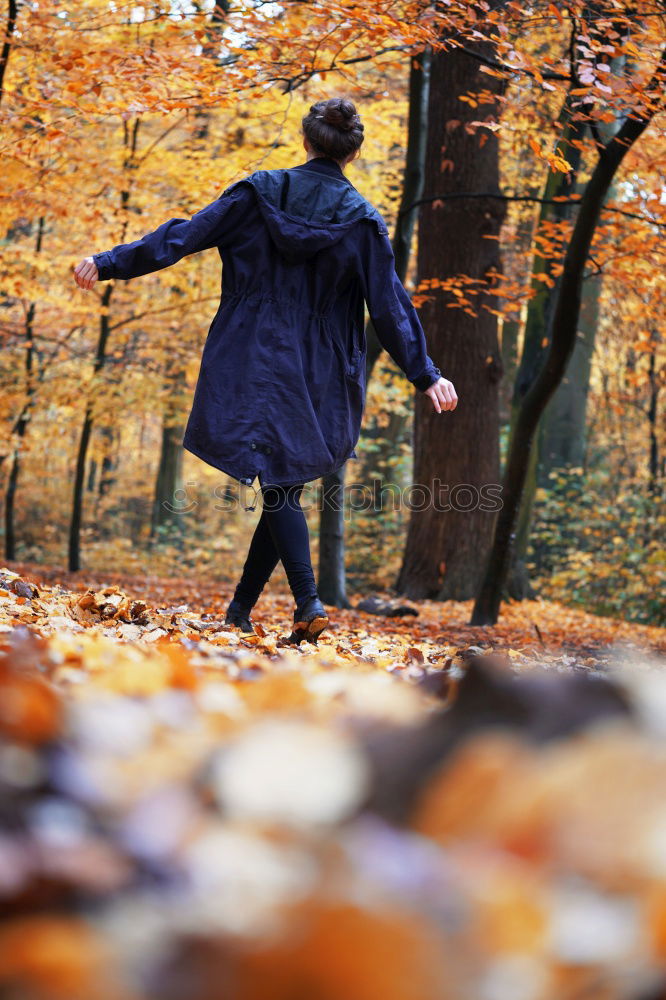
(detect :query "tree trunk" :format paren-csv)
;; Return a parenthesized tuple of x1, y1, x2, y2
(472, 49, 665, 624)
(508, 26, 631, 590)
(539, 268, 602, 479)
(500, 316, 521, 428)
(5, 324, 35, 562)
(4, 217, 44, 560)
(69, 284, 113, 571)
(395, 42, 506, 600)
(98, 425, 120, 497)
(499, 212, 539, 428)
(647, 332, 660, 496)
(152, 425, 185, 536)
(86, 459, 97, 493)
(68, 119, 140, 571)
(151, 368, 187, 542)
(317, 48, 431, 607)
(317, 467, 350, 607)
(0, 0, 17, 108)
(365, 46, 432, 376)
(504, 96, 584, 597)
(536, 164, 622, 483)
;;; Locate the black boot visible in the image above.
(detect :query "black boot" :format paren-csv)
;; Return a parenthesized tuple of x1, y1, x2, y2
(288, 594, 329, 645)
(225, 598, 256, 634)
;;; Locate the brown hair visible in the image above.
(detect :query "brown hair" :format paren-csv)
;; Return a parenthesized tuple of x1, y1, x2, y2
(302, 97, 364, 163)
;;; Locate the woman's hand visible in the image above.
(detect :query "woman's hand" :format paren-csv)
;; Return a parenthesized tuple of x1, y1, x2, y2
(74, 257, 99, 290)
(426, 376, 458, 413)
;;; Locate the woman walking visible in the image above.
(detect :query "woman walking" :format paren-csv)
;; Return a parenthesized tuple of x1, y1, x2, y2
(74, 97, 458, 644)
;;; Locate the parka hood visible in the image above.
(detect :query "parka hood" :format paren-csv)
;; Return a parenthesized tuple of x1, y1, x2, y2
(231, 158, 388, 264)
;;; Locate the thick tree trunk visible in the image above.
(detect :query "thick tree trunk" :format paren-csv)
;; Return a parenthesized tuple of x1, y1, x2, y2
(395, 43, 505, 600)
(318, 49, 431, 607)
(472, 51, 665, 624)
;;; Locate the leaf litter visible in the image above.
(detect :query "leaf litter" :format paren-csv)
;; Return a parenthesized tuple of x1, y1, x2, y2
(1, 564, 666, 1000)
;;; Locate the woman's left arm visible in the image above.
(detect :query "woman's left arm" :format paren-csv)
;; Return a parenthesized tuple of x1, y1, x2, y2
(358, 223, 458, 413)
(74, 181, 250, 289)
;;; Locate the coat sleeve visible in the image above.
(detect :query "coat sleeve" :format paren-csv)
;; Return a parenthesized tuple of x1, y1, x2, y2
(92, 181, 251, 281)
(358, 223, 442, 392)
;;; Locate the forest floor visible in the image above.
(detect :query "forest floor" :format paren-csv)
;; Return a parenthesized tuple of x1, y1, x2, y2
(2, 560, 666, 1000)
(3, 558, 665, 672)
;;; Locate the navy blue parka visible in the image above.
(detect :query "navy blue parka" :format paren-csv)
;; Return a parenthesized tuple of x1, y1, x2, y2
(93, 156, 442, 488)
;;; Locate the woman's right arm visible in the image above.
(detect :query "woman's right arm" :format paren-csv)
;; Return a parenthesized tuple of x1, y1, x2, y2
(74, 181, 250, 288)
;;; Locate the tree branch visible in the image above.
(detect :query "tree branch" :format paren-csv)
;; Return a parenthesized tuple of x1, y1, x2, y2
(455, 43, 569, 81)
(266, 45, 412, 92)
(404, 190, 666, 227)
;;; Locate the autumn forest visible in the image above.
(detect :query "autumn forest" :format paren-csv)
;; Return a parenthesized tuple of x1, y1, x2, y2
(1, 0, 666, 997)
(0, 0, 662, 625)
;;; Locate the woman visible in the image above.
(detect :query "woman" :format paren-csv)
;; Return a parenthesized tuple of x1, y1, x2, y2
(74, 97, 458, 644)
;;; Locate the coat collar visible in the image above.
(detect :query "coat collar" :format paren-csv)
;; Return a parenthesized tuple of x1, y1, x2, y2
(293, 157, 352, 185)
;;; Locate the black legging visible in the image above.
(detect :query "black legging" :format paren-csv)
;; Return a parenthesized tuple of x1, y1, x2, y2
(232, 483, 318, 610)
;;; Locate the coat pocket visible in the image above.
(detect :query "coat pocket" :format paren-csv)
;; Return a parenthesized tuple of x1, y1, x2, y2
(346, 344, 365, 382)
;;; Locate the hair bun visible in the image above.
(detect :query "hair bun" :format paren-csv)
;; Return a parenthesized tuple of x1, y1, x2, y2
(302, 98, 364, 160)
(323, 99, 357, 132)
